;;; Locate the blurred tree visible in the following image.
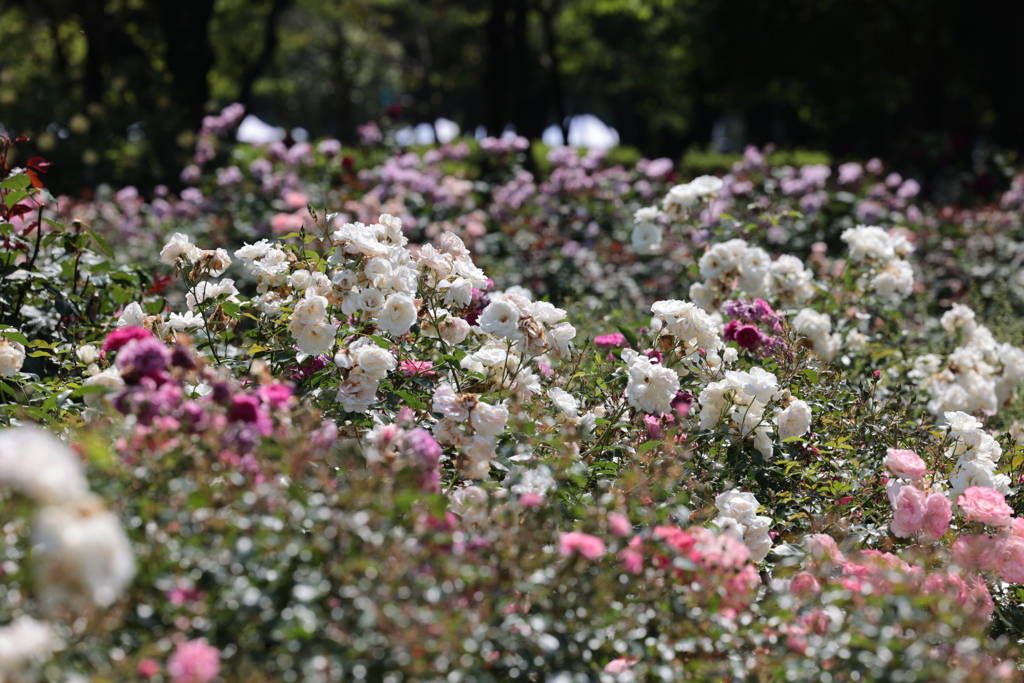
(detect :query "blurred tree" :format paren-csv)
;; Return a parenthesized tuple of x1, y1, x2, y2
(1, 0, 1021, 191)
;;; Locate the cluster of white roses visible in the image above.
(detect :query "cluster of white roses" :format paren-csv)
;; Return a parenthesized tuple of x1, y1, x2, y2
(840, 224, 915, 303)
(912, 304, 1024, 418)
(689, 239, 815, 312)
(0, 427, 135, 613)
(943, 411, 1010, 498)
(287, 293, 336, 356)
(334, 338, 398, 412)
(650, 299, 724, 362)
(698, 367, 781, 459)
(0, 333, 26, 377)
(160, 232, 233, 276)
(477, 291, 576, 359)
(791, 308, 841, 361)
(432, 383, 509, 479)
(713, 490, 774, 562)
(624, 351, 681, 414)
(662, 175, 725, 218)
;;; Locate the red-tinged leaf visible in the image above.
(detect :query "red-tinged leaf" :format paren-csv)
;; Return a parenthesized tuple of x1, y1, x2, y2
(26, 157, 51, 173)
(27, 170, 43, 189)
(149, 274, 173, 294)
(8, 204, 33, 219)
(14, 136, 28, 143)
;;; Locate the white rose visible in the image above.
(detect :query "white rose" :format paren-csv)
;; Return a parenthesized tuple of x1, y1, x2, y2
(631, 222, 663, 254)
(548, 322, 576, 357)
(443, 277, 474, 308)
(0, 339, 27, 377)
(116, 302, 146, 328)
(357, 287, 385, 313)
(377, 293, 418, 336)
(462, 436, 496, 479)
(478, 300, 521, 339)
(76, 344, 99, 365)
(470, 401, 508, 437)
(233, 239, 271, 262)
(433, 383, 471, 422)
(291, 295, 328, 327)
(82, 368, 125, 408)
(547, 387, 579, 419)
(294, 321, 336, 356)
(33, 495, 136, 608)
(450, 485, 488, 523)
(714, 490, 760, 522)
(159, 232, 201, 265)
(288, 269, 312, 290)
(0, 426, 91, 505)
(440, 317, 471, 345)
(775, 399, 812, 440)
(354, 345, 396, 380)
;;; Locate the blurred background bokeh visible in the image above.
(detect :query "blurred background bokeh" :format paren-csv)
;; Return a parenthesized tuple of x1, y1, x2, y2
(2, 0, 1022, 195)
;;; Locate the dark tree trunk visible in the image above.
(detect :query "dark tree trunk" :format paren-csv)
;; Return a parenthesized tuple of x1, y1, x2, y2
(238, 0, 292, 109)
(484, 0, 508, 136)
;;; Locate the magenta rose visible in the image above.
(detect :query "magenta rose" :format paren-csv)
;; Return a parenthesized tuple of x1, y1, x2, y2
(958, 486, 1014, 527)
(734, 325, 764, 350)
(883, 448, 927, 480)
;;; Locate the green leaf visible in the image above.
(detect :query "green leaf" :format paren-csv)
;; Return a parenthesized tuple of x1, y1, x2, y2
(4, 189, 29, 209)
(0, 329, 28, 345)
(638, 440, 663, 455)
(89, 231, 115, 258)
(0, 174, 30, 190)
(616, 325, 638, 350)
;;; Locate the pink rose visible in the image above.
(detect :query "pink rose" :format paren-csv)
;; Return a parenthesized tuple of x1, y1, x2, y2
(559, 532, 606, 560)
(608, 512, 632, 537)
(890, 485, 926, 538)
(958, 486, 1014, 527)
(604, 657, 637, 674)
(951, 534, 1002, 572)
(999, 536, 1024, 584)
(883, 448, 927, 480)
(619, 547, 644, 574)
(920, 492, 952, 542)
(804, 533, 845, 566)
(789, 571, 821, 598)
(167, 638, 220, 683)
(1012, 517, 1024, 538)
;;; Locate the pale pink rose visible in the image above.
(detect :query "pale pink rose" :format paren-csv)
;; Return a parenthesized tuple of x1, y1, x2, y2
(966, 573, 995, 620)
(999, 536, 1024, 584)
(789, 571, 821, 598)
(952, 534, 1002, 572)
(920, 492, 952, 542)
(559, 532, 606, 560)
(958, 486, 1014, 527)
(619, 547, 644, 574)
(890, 485, 926, 538)
(167, 638, 220, 683)
(804, 533, 845, 566)
(608, 512, 632, 537)
(1012, 517, 1024, 538)
(883, 448, 927, 480)
(604, 657, 637, 674)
